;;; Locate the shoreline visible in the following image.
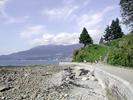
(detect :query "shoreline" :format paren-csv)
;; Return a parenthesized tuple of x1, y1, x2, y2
(0, 64, 107, 100)
(1, 62, 133, 100)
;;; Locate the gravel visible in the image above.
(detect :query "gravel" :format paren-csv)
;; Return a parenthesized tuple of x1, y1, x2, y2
(0, 64, 107, 100)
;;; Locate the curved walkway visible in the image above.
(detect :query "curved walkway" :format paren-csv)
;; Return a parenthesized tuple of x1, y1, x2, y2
(92, 63, 133, 85)
(60, 62, 133, 84)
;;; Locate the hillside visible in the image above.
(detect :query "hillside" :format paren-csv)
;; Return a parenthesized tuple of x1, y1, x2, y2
(105, 33, 133, 67)
(0, 44, 82, 61)
(73, 44, 108, 62)
(73, 33, 133, 67)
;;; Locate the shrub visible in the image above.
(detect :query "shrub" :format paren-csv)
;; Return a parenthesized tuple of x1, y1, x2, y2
(107, 33, 133, 67)
(73, 44, 107, 62)
(72, 49, 79, 62)
(107, 48, 130, 66)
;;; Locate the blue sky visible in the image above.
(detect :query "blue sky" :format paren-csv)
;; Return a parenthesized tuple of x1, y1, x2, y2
(0, 0, 127, 55)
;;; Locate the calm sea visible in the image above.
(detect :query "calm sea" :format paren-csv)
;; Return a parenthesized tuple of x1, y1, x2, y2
(0, 60, 59, 66)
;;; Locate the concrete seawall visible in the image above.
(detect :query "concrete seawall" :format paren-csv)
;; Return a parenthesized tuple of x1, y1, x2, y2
(59, 62, 133, 100)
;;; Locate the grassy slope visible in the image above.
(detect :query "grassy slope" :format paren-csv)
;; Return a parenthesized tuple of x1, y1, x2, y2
(105, 33, 133, 67)
(73, 44, 108, 62)
(73, 33, 133, 67)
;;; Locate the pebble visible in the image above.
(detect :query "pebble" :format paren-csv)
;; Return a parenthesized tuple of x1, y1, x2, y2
(0, 85, 9, 92)
(24, 73, 30, 77)
(0, 65, 106, 100)
(81, 77, 89, 81)
(1, 96, 5, 100)
(90, 76, 97, 81)
(64, 94, 68, 97)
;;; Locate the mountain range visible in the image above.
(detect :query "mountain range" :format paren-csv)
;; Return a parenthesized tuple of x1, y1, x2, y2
(0, 44, 82, 61)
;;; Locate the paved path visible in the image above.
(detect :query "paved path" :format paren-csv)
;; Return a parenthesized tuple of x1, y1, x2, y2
(60, 62, 133, 84)
(92, 63, 133, 84)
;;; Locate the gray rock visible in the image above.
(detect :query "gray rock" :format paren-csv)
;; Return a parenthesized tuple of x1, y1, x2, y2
(0, 85, 12, 92)
(1, 96, 5, 100)
(81, 77, 89, 81)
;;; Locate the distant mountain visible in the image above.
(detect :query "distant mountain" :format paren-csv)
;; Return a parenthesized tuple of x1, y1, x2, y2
(0, 44, 82, 61)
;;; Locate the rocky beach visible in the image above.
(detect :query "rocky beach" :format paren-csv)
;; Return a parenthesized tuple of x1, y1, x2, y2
(0, 64, 107, 100)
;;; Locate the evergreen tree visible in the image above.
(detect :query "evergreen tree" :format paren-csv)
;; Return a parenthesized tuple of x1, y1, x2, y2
(120, 0, 133, 31)
(79, 27, 93, 47)
(99, 37, 104, 44)
(104, 25, 112, 41)
(110, 18, 124, 39)
(104, 18, 124, 41)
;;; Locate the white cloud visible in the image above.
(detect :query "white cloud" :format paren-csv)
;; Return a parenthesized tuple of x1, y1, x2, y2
(4, 16, 29, 24)
(42, 0, 92, 20)
(0, 0, 9, 17)
(77, 6, 116, 43)
(0, 0, 29, 24)
(31, 32, 79, 46)
(62, 0, 91, 7)
(20, 25, 47, 39)
(21, 6, 117, 46)
(42, 6, 78, 19)
(77, 6, 115, 29)
(42, 1, 116, 44)
(20, 25, 79, 46)
(82, 0, 91, 6)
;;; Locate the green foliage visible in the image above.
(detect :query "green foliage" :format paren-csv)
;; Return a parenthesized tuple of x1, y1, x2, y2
(107, 33, 133, 67)
(104, 18, 124, 41)
(104, 25, 112, 41)
(104, 38, 121, 48)
(73, 44, 108, 62)
(108, 48, 130, 66)
(73, 33, 133, 67)
(120, 0, 133, 31)
(72, 49, 79, 62)
(110, 18, 124, 39)
(79, 27, 93, 47)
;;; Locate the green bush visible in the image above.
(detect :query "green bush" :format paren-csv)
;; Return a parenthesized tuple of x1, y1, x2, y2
(108, 48, 129, 66)
(73, 44, 107, 62)
(107, 33, 133, 67)
(72, 49, 79, 62)
(73, 33, 133, 67)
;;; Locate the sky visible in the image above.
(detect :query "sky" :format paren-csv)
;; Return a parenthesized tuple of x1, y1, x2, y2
(0, 0, 128, 55)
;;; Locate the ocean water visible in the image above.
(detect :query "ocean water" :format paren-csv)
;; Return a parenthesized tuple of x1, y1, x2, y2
(0, 60, 59, 66)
